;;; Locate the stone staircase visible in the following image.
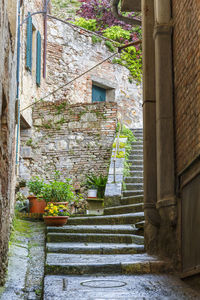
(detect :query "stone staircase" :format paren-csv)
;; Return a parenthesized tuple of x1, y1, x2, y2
(45, 128, 168, 277)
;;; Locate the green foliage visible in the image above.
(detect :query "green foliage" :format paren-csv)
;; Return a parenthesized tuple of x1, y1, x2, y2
(41, 178, 76, 203)
(92, 35, 102, 44)
(103, 26, 130, 42)
(112, 150, 125, 158)
(105, 40, 116, 53)
(85, 174, 107, 198)
(73, 17, 97, 31)
(116, 123, 136, 143)
(55, 102, 67, 115)
(120, 47, 142, 83)
(26, 138, 33, 146)
(27, 177, 44, 196)
(112, 142, 126, 149)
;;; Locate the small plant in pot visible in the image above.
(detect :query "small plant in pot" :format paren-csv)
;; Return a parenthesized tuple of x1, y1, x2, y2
(27, 177, 46, 214)
(85, 174, 108, 199)
(41, 177, 76, 206)
(43, 203, 70, 226)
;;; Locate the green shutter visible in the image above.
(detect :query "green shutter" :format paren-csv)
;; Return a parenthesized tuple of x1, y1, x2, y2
(36, 31, 41, 86)
(26, 12, 32, 71)
(92, 85, 106, 102)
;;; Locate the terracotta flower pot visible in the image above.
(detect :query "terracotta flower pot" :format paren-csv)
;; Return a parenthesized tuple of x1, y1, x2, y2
(28, 195, 46, 214)
(43, 216, 69, 226)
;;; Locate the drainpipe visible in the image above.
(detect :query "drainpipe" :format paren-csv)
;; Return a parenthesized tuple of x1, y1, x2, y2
(154, 0, 177, 225)
(142, 0, 160, 230)
(16, 0, 21, 165)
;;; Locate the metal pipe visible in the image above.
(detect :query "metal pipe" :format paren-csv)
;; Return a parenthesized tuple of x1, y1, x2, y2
(16, 0, 21, 165)
(43, 0, 48, 78)
(111, 0, 141, 25)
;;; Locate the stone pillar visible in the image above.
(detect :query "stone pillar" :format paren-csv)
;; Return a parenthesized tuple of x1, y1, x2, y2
(142, 0, 160, 254)
(154, 0, 178, 261)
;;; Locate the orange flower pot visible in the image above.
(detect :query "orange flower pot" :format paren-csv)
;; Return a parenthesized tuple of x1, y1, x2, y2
(43, 216, 69, 226)
(28, 195, 46, 214)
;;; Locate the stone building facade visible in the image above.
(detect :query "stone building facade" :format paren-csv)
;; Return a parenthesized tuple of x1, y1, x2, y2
(121, 0, 200, 277)
(0, 0, 17, 285)
(18, 0, 143, 185)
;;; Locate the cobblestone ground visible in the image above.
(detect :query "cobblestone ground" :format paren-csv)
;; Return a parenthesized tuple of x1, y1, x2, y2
(0, 219, 45, 300)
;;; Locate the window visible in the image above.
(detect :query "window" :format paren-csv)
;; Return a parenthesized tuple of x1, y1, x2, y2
(92, 85, 106, 103)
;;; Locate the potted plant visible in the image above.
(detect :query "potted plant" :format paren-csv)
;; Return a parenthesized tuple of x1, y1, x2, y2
(27, 177, 46, 214)
(41, 178, 76, 206)
(43, 203, 70, 226)
(85, 174, 108, 199)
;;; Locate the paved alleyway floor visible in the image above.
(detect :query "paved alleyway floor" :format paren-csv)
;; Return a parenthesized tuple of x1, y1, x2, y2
(44, 274, 200, 300)
(1, 217, 200, 299)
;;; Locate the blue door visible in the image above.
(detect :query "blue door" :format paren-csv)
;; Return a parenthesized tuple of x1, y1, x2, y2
(92, 85, 106, 102)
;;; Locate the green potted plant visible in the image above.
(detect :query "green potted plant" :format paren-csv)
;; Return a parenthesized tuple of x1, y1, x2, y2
(85, 174, 108, 199)
(43, 203, 70, 226)
(41, 178, 76, 205)
(27, 176, 46, 214)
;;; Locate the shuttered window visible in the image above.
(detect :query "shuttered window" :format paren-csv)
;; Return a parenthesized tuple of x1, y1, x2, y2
(92, 85, 106, 102)
(26, 12, 32, 71)
(36, 31, 41, 86)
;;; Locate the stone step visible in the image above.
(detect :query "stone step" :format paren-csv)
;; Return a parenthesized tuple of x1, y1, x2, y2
(104, 203, 144, 215)
(127, 157, 143, 163)
(124, 176, 143, 183)
(120, 195, 144, 205)
(129, 159, 143, 166)
(122, 190, 144, 197)
(129, 165, 143, 171)
(124, 183, 143, 191)
(131, 144, 143, 150)
(67, 212, 144, 226)
(46, 242, 145, 255)
(46, 225, 137, 235)
(47, 232, 144, 244)
(131, 141, 143, 146)
(45, 253, 167, 275)
(129, 149, 143, 154)
(129, 169, 143, 176)
(135, 221, 145, 230)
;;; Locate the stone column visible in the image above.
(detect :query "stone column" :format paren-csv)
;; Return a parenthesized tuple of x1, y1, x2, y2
(142, 0, 160, 253)
(154, 0, 177, 224)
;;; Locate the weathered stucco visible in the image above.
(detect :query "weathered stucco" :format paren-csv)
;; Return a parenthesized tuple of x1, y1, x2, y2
(0, 0, 17, 285)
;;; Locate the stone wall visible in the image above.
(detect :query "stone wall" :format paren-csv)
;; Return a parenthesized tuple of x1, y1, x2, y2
(173, 0, 200, 174)
(19, 101, 117, 189)
(0, 0, 17, 285)
(45, 19, 142, 129)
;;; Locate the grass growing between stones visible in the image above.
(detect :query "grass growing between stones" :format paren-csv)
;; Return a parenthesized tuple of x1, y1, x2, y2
(9, 216, 33, 246)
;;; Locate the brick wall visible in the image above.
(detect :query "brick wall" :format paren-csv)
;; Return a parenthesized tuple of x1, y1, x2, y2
(173, 0, 200, 174)
(0, 0, 17, 285)
(19, 101, 117, 190)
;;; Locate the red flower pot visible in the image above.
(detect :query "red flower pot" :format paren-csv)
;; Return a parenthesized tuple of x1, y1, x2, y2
(28, 195, 46, 214)
(43, 216, 69, 226)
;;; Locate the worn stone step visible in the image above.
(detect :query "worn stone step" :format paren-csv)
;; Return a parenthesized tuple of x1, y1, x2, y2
(122, 190, 144, 197)
(129, 159, 143, 166)
(124, 176, 143, 183)
(135, 221, 145, 230)
(124, 183, 143, 191)
(46, 242, 145, 255)
(45, 253, 167, 275)
(131, 141, 143, 145)
(104, 203, 144, 215)
(46, 225, 137, 235)
(131, 144, 143, 150)
(67, 212, 144, 226)
(120, 195, 144, 205)
(47, 232, 144, 244)
(129, 166, 143, 172)
(127, 157, 143, 163)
